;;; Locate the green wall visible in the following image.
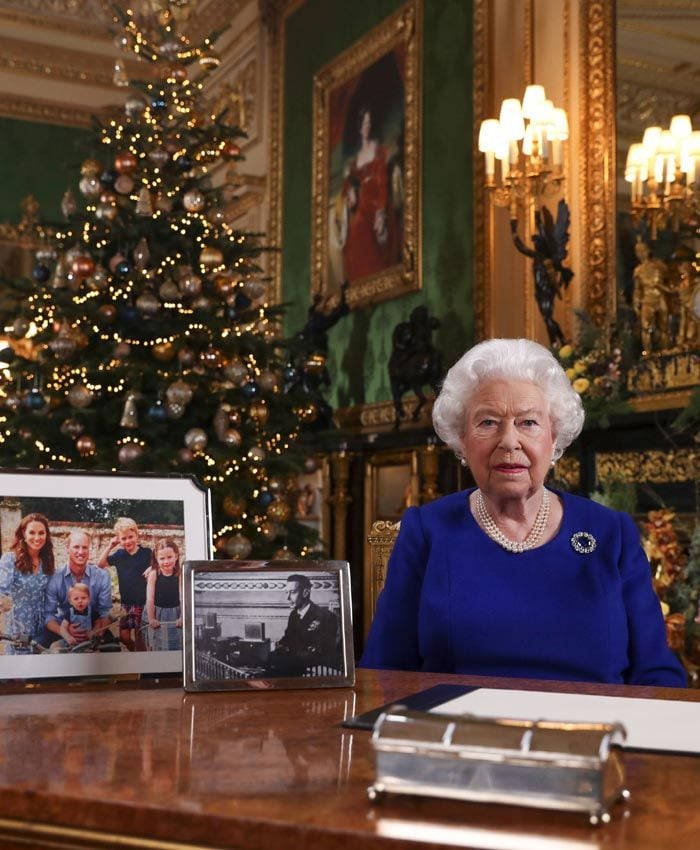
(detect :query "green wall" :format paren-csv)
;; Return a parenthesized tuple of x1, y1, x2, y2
(0, 117, 90, 223)
(282, 0, 474, 408)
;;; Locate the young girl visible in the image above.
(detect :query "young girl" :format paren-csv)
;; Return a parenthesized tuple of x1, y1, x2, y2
(142, 539, 182, 652)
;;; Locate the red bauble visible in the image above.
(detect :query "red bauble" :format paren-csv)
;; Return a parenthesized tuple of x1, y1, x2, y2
(222, 140, 242, 158)
(115, 151, 138, 174)
(71, 255, 95, 279)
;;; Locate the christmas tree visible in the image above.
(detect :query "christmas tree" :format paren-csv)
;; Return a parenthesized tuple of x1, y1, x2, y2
(0, 1, 324, 560)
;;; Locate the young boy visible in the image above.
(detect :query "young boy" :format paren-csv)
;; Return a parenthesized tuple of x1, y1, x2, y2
(98, 518, 152, 651)
(59, 582, 92, 646)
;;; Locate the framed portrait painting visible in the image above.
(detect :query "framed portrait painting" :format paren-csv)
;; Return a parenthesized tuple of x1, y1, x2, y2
(0, 469, 211, 681)
(311, 0, 422, 310)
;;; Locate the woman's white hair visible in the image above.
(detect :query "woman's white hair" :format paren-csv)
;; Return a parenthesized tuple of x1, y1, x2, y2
(432, 338, 584, 462)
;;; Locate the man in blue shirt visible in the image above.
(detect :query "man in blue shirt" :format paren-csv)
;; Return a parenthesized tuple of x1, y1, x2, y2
(45, 530, 113, 644)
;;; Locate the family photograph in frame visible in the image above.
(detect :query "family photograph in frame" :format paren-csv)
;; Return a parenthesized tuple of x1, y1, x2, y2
(311, 0, 422, 310)
(0, 469, 211, 680)
(183, 560, 354, 692)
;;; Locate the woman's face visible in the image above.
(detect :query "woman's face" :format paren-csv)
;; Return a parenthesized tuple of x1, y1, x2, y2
(23, 520, 47, 554)
(360, 110, 371, 141)
(156, 547, 178, 575)
(461, 379, 555, 503)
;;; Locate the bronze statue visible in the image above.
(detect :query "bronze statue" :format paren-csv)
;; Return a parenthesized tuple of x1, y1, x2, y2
(510, 199, 574, 347)
(632, 239, 670, 352)
(388, 306, 443, 426)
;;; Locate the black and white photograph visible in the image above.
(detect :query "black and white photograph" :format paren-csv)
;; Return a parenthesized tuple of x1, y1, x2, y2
(183, 561, 354, 691)
(0, 469, 211, 680)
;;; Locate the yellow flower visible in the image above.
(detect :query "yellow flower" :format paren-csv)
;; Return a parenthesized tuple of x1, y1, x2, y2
(565, 368, 575, 380)
(572, 377, 590, 394)
(573, 360, 587, 375)
(558, 345, 573, 359)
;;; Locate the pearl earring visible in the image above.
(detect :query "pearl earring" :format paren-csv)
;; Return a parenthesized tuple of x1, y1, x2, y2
(460, 457, 468, 467)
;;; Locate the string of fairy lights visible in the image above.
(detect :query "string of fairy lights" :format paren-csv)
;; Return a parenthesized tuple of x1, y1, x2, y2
(0, 1, 318, 558)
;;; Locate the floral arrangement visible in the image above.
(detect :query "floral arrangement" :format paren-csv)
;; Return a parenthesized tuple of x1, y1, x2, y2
(555, 313, 631, 428)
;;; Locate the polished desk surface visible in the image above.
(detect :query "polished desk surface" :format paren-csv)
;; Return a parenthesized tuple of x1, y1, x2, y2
(0, 670, 698, 850)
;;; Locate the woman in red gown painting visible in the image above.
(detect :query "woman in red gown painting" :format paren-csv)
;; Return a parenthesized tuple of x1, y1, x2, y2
(340, 107, 396, 282)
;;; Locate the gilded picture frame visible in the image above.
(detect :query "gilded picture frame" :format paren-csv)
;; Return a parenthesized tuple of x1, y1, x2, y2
(310, 0, 422, 311)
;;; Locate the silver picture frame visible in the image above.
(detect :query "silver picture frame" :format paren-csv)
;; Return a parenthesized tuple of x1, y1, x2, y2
(183, 560, 355, 691)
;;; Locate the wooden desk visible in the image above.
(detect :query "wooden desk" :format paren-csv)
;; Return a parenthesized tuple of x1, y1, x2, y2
(0, 670, 698, 849)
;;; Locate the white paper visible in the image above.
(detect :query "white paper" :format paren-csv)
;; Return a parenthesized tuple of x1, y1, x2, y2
(432, 688, 700, 753)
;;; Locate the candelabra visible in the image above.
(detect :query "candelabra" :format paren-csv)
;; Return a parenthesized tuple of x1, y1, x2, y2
(478, 85, 569, 222)
(625, 116, 700, 241)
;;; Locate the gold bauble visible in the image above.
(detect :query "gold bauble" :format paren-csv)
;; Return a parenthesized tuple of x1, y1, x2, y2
(259, 521, 280, 541)
(267, 500, 291, 522)
(249, 400, 269, 424)
(222, 495, 246, 518)
(80, 158, 102, 178)
(67, 384, 93, 409)
(294, 403, 318, 423)
(224, 533, 252, 560)
(152, 341, 176, 361)
(272, 547, 297, 561)
(199, 245, 223, 268)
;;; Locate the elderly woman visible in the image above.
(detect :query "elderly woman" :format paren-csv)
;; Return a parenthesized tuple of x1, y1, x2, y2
(361, 338, 685, 687)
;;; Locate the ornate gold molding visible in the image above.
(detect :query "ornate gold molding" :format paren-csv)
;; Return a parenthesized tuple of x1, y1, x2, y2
(0, 91, 95, 127)
(310, 0, 422, 310)
(472, 0, 489, 341)
(596, 448, 697, 484)
(579, 0, 616, 330)
(335, 397, 434, 434)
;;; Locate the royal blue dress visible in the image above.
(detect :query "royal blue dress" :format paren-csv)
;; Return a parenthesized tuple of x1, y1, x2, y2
(360, 489, 686, 687)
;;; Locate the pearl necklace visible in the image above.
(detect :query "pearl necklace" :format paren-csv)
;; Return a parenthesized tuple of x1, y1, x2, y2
(475, 489, 550, 553)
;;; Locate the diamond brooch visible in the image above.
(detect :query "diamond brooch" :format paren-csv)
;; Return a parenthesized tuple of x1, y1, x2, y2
(571, 531, 597, 554)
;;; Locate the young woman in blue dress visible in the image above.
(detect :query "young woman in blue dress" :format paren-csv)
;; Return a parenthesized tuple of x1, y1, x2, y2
(0, 512, 56, 649)
(361, 338, 685, 687)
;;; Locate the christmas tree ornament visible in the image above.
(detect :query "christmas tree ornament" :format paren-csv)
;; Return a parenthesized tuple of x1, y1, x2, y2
(178, 447, 194, 463)
(179, 272, 202, 296)
(148, 147, 170, 166)
(125, 96, 146, 118)
(120, 392, 139, 429)
(118, 442, 145, 465)
(304, 456, 320, 473)
(78, 176, 101, 198)
(135, 187, 154, 217)
(267, 478, 285, 494)
(267, 500, 292, 522)
(272, 546, 296, 561)
(100, 190, 117, 204)
(71, 255, 95, 279)
(166, 400, 185, 419)
(243, 279, 266, 300)
(222, 140, 242, 158)
(259, 521, 280, 542)
(176, 154, 193, 173)
(200, 347, 223, 368)
(222, 496, 246, 517)
(147, 400, 168, 421)
(136, 291, 161, 316)
(159, 279, 180, 301)
(108, 253, 126, 273)
(168, 65, 188, 82)
(241, 381, 259, 398)
(165, 379, 193, 406)
(12, 318, 29, 338)
(80, 159, 101, 178)
(100, 169, 118, 188)
(35, 246, 57, 265)
(96, 202, 118, 222)
(4, 394, 21, 412)
(224, 533, 252, 560)
(60, 189, 78, 218)
(60, 418, 84, 438)
(24, 388, 46, 410)
(213, 403, 231, 435)
(49, 324, 78, 360)
(88, 264, 109, 290)
(76, 435, 96, 456)
(177, 346, 195, 366)
(114, 174, 135, 195)
(303, 352, 327, 374)
(248, 400, 269, 424)
(150, 95, 167, 113)
(223, 358, 247, 383)
(65, 245, 82, 266)
(115, 151, 138, 174)
(159, 39, 180, 60)
(113, 341, 131, 359)
(153, 341, 176, 361)
(97, 304, 117, 323)
(115, 260, 131, 277)
(221, 428, 242, 447)
(214, 274, 235, 297)
(258, 370, 280, 392)
(183, 188, 205, 212)
(184, 427, 208, 451)
(295, 403, 318, 423)
(192, 295, 213, 313)
(32, 264, 50, 283)
(67, 383, 93, 409)
(234, 292, 252, 310)
(207, 207, 226, 226)
(247, 446, 266, 463)
(133, 237, 151, 269)
(199, 245, 223, 268)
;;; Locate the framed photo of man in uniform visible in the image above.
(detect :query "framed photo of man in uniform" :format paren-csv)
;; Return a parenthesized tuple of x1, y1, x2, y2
(183, 560, 354, 691)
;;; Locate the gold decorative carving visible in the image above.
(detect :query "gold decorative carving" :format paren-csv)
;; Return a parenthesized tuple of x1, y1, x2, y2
(210, 55, 257, 139)
(310, 0, 422, 310)
(596, 449, 697, 485)
(552, 454, 580, 490)
(366, 518, 400, 634)
(419, 442, 440, 503)
(579, 0, 616, 331)
(628, 351, 699, 395)
(335, 397, 434, 434)
(472, 0, 489, 341)
(0, 91, 96, 127)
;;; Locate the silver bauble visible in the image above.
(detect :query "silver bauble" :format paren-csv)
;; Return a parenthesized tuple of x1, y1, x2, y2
(118, 443, 145, 465)
(179, 273, 202, 297)
(67, 383, 93, 409)
(221, 428, 242, 447)
(158, 279, 180, 301)
(183, 188, 205, 212)
(243, 279, 266, 300)
(223, 359, 248, 384)
(224, 533, 252, 560)
(135, 291, 161, 316)
(165, 380, 193, 406)
(184, 428, 208, 451)
(60, 418, 84, 438)
(148, 147, 169, 166)
(125, 97, 146, 118)
(247, 446, 266, 463)
(78, 176, 100, 198)
(258, 370, 280, 392)
(165, 401, 185, 419)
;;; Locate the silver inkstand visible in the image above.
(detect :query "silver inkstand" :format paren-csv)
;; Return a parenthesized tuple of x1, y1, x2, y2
(367, 706, 630, 825)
